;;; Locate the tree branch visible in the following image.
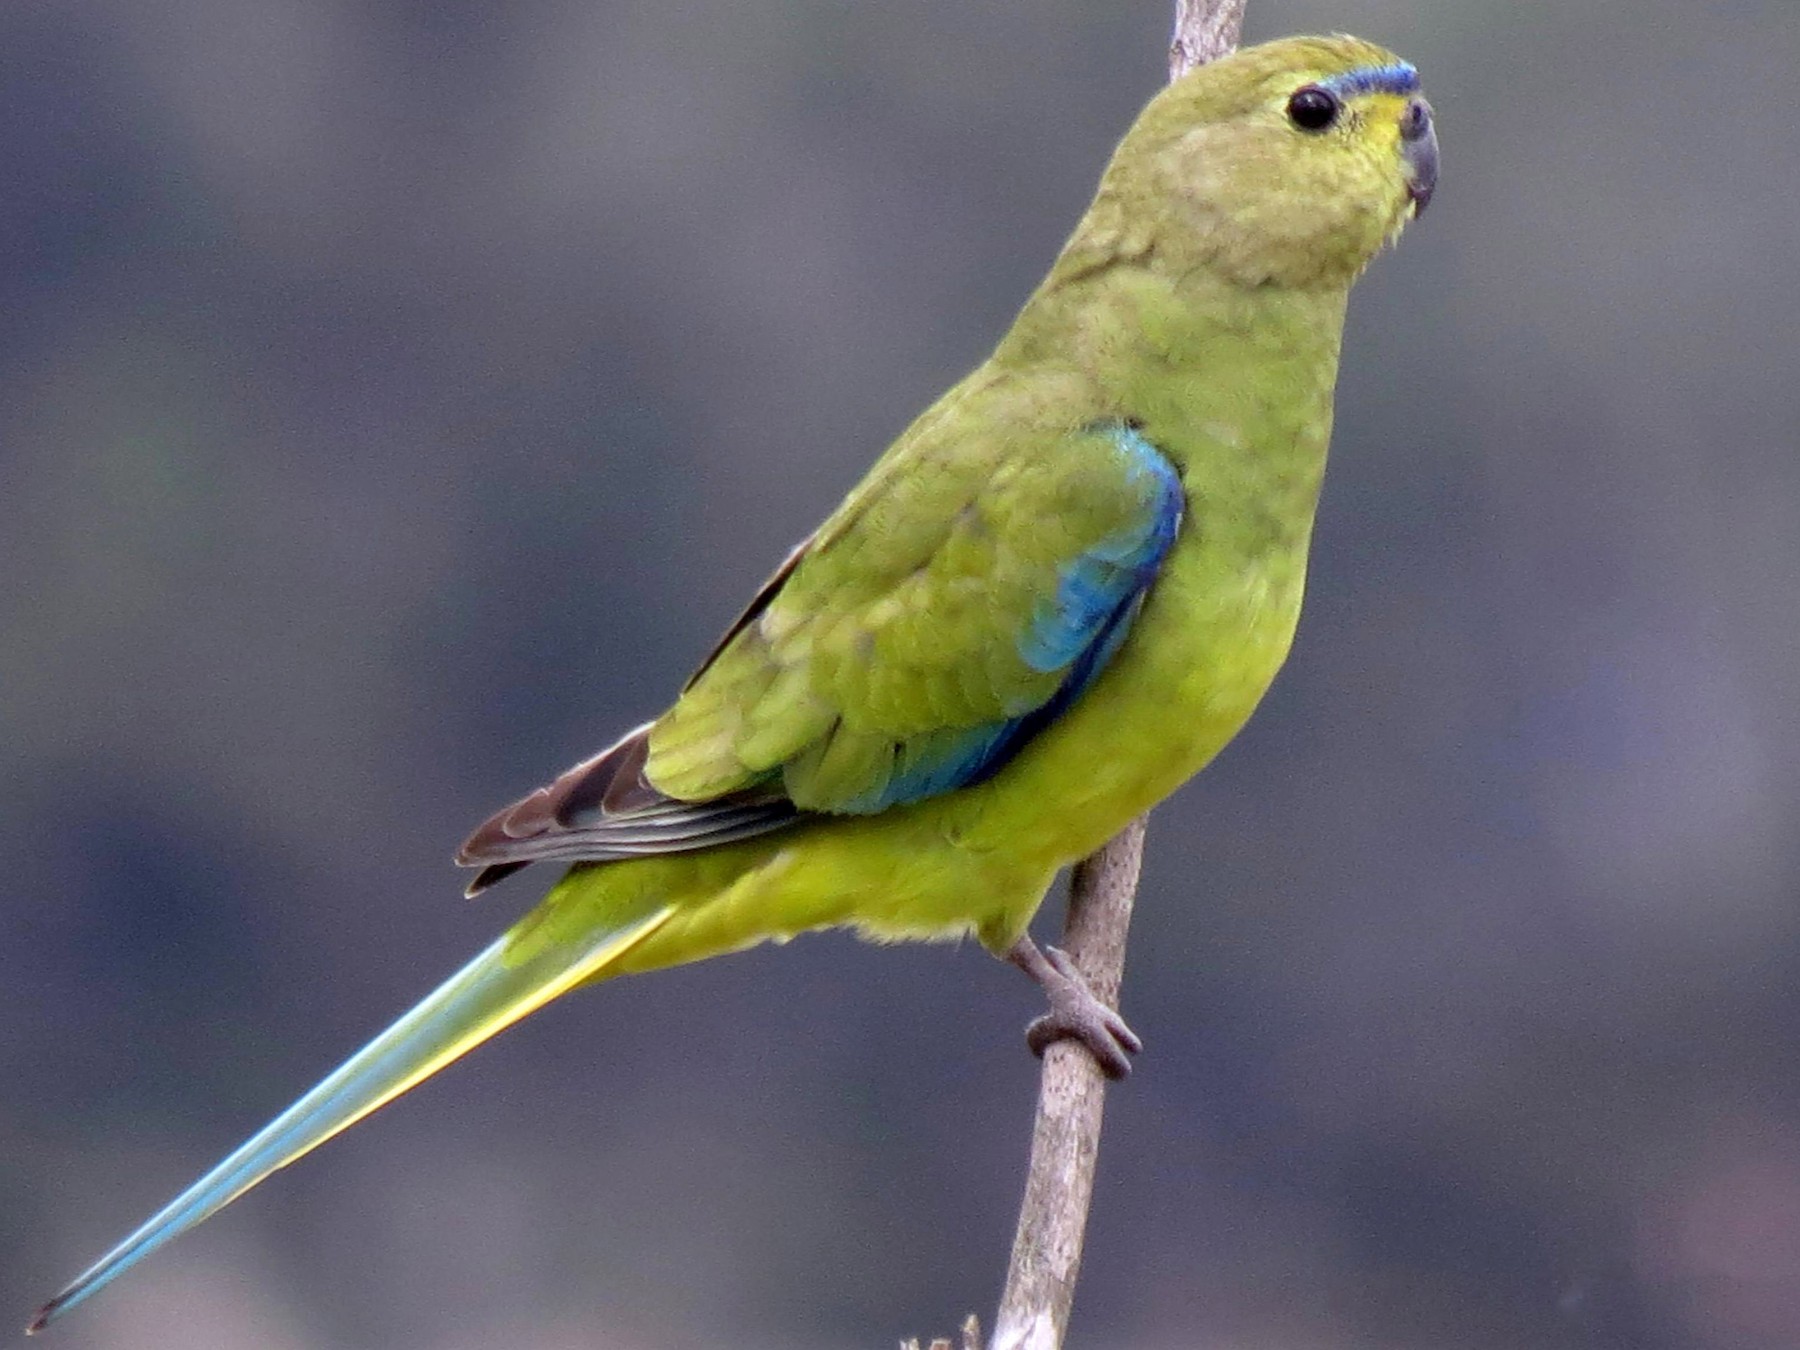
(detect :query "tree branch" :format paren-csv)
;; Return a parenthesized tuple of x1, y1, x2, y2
(1169, 0, 1248, 82)
(987, 6, 1246, 1348)
(989, 819, 1147, 1350)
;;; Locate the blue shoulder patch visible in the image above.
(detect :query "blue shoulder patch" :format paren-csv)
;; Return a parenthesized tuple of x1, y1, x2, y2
(1020, 422, 1183, 673)
(836, 420, 1182, 813)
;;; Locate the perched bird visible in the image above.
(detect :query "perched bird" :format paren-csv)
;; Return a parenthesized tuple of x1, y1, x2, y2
(31, 32, 1436, 1332)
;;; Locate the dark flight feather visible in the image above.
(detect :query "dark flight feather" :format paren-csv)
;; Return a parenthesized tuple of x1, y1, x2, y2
(456, 722, 800, 896)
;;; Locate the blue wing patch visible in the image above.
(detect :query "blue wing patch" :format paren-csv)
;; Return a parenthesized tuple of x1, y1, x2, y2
(835, 420, 1183, 813)
(1020, 423, 1184, 672)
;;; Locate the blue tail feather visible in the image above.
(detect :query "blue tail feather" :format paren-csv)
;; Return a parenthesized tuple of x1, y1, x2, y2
(28, 902, 675, 1334)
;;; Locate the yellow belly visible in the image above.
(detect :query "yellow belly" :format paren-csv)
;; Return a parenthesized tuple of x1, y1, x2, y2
(964, 540, 1306, 865)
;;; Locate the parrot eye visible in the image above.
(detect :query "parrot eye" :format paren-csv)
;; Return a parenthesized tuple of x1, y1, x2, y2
(1286, 86, 1341, 132)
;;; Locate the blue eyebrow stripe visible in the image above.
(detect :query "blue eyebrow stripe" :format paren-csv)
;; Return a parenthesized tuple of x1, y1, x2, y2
(1320, 62, 1420, 98)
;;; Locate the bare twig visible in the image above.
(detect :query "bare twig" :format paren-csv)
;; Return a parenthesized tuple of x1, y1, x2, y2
(1169, 0, 1249, 81)
(990, 820, 1147, 1350)
(988, 6, 1246, 1348)
(901, 1314, 983, 1350)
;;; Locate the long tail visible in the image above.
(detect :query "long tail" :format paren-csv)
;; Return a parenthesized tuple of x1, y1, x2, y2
(28, 897, 677, 1334)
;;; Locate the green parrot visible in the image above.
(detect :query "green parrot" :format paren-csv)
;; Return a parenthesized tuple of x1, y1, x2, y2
(31, 32, 1435, 1332)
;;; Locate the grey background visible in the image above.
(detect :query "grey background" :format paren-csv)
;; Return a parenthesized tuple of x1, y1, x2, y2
(7, 1, 1800, 1346)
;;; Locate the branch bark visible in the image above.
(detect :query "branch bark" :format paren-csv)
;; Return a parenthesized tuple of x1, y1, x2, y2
(1169, 0, 1249, 82)
(988, 6, 1246, 1348)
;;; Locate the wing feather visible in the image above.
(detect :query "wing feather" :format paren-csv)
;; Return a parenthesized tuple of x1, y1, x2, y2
(456, 722, 796, 896)
(457, 412, 1183, 892)
(648, 417, 1183, 814)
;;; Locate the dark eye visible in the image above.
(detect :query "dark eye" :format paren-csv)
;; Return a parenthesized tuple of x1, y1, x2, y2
(1286, 85, 1340, 132)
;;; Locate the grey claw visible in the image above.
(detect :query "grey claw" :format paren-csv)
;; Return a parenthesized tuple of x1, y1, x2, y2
(1017, 942, 1143, 1079)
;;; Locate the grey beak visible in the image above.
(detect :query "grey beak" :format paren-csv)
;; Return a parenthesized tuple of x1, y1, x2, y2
(1400, 97, 1438, 215)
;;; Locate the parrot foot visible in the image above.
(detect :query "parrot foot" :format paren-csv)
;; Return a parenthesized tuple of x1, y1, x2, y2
(1007, 937, 1142, 1080)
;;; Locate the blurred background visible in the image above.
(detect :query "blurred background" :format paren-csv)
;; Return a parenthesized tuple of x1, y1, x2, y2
(6, 0, 1800, 1346)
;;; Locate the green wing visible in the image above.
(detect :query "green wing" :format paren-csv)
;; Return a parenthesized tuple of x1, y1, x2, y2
(647, 408, 1184, 813)
(459, 392, 1184, 890)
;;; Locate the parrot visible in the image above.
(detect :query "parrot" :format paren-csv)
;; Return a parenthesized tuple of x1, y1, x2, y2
(30, 32, 1436, 1332)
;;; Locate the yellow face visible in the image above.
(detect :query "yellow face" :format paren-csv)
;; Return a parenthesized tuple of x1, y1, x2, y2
(1114, 35, 1438, 289)
(1296, 70, 1437, 222)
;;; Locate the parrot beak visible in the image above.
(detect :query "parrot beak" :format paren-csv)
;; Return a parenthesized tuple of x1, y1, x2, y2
(1399, 97, 1438, 216)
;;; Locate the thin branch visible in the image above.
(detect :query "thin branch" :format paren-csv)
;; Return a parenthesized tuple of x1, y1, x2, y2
(1170, 0, 1249, 80)
(988, 5, 1246, 1348)
(990, 820, 1147, 1350)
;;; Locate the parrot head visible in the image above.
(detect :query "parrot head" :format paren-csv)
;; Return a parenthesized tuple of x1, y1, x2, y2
(1107, 34, 1437, 290)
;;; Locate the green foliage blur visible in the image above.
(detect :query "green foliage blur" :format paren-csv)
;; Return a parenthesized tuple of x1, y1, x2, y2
(8, 1, 1800, 1347)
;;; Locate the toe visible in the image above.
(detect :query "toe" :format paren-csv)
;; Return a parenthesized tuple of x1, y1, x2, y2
(1085, 1030, 1134, 1080)
(1102, 1008, 1145, 1055)
(1023, 1011, 1137, 1079)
